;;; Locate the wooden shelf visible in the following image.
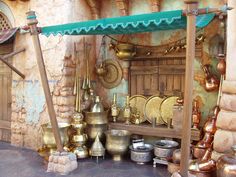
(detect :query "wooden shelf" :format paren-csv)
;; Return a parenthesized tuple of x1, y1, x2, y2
(108, 122, 201, 141)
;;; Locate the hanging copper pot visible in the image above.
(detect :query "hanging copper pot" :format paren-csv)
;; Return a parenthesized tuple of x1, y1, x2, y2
(217, 54, 226, 75)
(202, 64, 220, 92)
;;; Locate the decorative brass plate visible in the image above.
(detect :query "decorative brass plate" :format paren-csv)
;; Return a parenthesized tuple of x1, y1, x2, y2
(144, 95, 164, 125)
(160, 96, 179, 124)
(129, 95, 147, 123)
(98, 59, 123, 89)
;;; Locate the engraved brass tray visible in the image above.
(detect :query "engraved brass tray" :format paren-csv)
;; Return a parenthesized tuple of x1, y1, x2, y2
(144, 95, 164, 125)
(129, 95, 147, 123)
(98, 59, 123, 89)
(160, 96, 179, 124)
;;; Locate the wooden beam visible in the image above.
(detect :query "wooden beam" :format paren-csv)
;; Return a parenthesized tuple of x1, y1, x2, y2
(2, 48, 25, 60)
(109, 123, 201, 141)
(26, 11, 63, 152)
(0, 56, 25, 79)
(180, 1, 198, 177)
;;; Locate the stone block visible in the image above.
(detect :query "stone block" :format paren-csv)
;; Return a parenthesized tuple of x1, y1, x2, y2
(214, 129, 236, 153)
(11, 133, 24, 147)
(216, 110, 236, 131)
(62, 67, 75, 76)
(57, 96, 75, 106)
(220, 93, 236, 111)
(58, 105, 70, 113)
(58, 76, 74, 87)
(11, 112, 19, 122)
(222, 80, 236, 94)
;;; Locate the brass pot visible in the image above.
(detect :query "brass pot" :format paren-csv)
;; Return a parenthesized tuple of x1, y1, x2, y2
(84, 110, 109, 125)
(86, 123, 108, 141)
(105, 129, 131, 161)
(217, 145, 236, 177)
(154, 140, 179, 160)
(71, 134, 88, 146)
(72, 145, 89, 159)
(41, 123, 70, 148)
(71, 121, 87, 135)
(115, 43, 136, 60)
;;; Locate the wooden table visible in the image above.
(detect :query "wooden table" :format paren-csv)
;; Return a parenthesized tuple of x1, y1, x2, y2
(108, 122, 201, 141)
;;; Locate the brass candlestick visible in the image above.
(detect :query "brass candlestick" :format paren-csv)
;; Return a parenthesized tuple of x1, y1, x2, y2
(124, 96, 131, 125)
(111, 93, 120, 122)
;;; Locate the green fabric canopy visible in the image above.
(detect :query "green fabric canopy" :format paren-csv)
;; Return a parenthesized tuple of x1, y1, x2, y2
(41, 10, 215, 36)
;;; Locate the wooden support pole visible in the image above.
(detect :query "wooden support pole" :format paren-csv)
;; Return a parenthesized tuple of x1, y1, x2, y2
(26, 11, 63, 152)
(180, 1, 198, 177)
(0, 48, 26, 79)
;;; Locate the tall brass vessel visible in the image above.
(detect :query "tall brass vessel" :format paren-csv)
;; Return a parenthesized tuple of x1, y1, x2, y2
(105, 129, 130, 161)
(42, 122, 70, 148)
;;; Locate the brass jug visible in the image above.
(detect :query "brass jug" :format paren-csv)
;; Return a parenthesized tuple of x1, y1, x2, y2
(202, 64, 220, 92)
(217, 145, 236, 177)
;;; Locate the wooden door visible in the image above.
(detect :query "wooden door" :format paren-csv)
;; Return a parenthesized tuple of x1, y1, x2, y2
(0, 44, 13, 142)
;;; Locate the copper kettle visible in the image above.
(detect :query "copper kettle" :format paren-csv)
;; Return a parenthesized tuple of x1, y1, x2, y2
(202, 64, 220, 92)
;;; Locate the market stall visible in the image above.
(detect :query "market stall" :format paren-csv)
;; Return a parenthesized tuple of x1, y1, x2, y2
(25, 1, 230, 176)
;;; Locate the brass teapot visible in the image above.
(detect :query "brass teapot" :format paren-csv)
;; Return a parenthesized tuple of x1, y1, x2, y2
(111, 43, 136, 60)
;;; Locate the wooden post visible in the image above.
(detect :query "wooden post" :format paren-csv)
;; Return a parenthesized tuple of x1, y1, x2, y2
(180, 1, 198, 176)
(26, 11, 63, 152)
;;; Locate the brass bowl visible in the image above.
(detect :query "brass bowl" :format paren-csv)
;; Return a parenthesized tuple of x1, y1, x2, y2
(116, 43, 136, 60)
(84, 110, 109, 125)
(41, 122, 70, 148)
(105, 129, 131, 161)
(86, 123, 108, 141)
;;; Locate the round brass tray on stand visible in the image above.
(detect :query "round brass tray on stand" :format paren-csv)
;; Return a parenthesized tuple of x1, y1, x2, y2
(144, 95, 164, 125)
(98, 59, 123, 89)
(160, 96, 179, 124)
(129, 95, 147, 123)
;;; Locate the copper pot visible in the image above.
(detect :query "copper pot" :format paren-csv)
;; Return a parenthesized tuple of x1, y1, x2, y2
(193, 146, 208, 159)
(217, 145, 236, 177)
(202, 64, 220, 92)
(203, 117, 217, 134)
(217, 54, 226, 75)
(196, 133, 214, 149)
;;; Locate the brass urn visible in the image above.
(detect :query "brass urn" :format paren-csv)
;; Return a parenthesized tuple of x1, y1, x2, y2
(105, 129, 131, 161)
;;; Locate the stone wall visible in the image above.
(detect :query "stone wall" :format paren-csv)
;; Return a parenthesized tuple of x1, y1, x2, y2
(2, 0, 93, 149)
(212, 0, 236, 160)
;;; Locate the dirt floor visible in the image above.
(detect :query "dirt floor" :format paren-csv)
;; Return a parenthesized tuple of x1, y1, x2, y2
(0, 141, 170, 177)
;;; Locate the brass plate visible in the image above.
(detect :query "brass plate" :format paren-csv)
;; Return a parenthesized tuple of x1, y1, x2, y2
(160, 96, 179, 124)
(98, 59, 123, 89)
(129, 95, 147, 123)
(144, 95, 164, 125)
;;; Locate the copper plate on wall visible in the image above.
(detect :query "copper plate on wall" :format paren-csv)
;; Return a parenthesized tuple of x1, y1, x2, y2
(99, 59, 123, 89)
(129, 95, 147, 123)
(144, 95, 164, 125)
(160, 96, 179, 124)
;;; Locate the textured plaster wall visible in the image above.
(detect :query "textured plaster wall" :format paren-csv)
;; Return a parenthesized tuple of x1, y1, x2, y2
(2, 0, 93, 149)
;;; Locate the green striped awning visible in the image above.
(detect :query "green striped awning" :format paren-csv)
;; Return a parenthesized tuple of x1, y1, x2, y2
(41, 10, 215, 36)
